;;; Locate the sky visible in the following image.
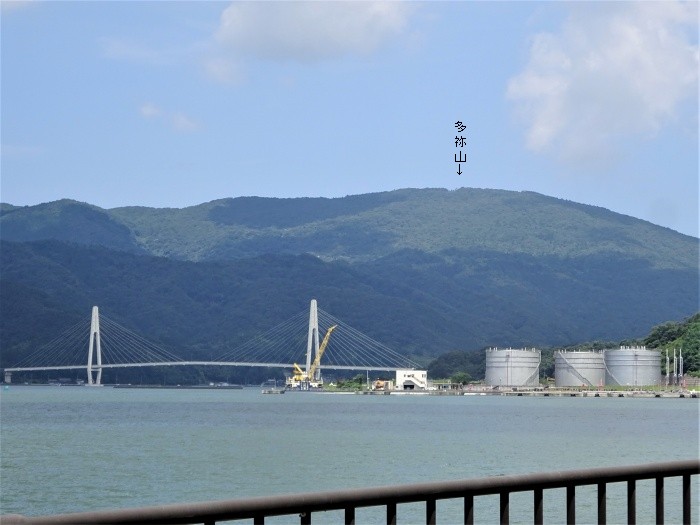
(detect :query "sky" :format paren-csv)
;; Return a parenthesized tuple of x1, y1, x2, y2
(1, 1, 698, 237)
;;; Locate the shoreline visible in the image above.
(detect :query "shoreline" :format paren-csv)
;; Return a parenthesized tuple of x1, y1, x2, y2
(357, 385, 699, 398)
(4, 383, 696, 398)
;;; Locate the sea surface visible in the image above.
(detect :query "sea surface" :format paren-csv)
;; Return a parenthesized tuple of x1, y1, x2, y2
(1, 386, 698, 524)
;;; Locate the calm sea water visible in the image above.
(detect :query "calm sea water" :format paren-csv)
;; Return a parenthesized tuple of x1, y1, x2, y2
(1, 386, 698, 524)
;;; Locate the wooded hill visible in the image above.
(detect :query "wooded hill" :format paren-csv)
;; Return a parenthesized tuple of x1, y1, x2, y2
(1, 188, 697, 383)
(427, 313, 700, 382)
(2, 188, 696, 267)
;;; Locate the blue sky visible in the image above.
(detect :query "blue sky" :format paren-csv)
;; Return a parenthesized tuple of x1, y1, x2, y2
(2, 1, 698, 236)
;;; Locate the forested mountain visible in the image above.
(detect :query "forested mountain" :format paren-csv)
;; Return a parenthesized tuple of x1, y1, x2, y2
(1, 188, 697, 383)
(643, 313, 700, 374)
(2, 188, 695, 268)
(427, 313, 700, 382)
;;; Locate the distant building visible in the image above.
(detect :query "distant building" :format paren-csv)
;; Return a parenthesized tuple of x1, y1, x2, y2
(395, 369, 428, 390)
(431, 380, 459, 390)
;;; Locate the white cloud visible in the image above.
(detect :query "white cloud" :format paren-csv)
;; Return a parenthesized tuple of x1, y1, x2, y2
(139, 103, 162, 119)
(216, 1, 411, 61)
(0, 0, 34, 13)
(102, 38, 172, 66)
(203, 55, 246, 85)
(206, 1, 413, 82)
(1, 143, 43, 157)
(508, 1, 698, 164)
(139, 103, 199, 132)
(170, 112, 199, 132)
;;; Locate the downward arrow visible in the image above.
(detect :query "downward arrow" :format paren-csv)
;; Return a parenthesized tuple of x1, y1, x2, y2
(457, 164, 462, 175)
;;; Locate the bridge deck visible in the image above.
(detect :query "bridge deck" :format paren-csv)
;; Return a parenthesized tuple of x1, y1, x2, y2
(4, 362, 406, 373)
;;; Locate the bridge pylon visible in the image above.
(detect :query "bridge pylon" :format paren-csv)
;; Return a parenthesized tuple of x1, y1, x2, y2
(305, 299, 320, 381)
(86, 306, 103, 385)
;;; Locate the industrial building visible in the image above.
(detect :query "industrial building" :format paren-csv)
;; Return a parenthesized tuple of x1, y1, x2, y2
(604, 346, 662, 387)
(395, 369, 428, 390)
(484, 348, 540, 387)
(555, 350, 605, 387)
(550, 346, 662, 388)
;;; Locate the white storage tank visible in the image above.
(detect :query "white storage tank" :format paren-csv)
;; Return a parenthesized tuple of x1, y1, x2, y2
(485, 348, 540, 387)
(555, 351, 605, 387)
(604, 346, 662, 387)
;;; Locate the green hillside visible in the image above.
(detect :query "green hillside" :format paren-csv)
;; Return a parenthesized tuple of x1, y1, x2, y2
(1, 188, 696, 268)
(1, 188, 697, 385)
(428, 313, 700, 381)
(644, 313, 700, 376)
(1, 238, 696, 372)
(0, 199, 143, 254)
(0, 241, 459, 380)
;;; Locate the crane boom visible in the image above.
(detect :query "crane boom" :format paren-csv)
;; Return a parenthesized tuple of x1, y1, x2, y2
(287, 325, 338, 388)
(309, 325, 337, 381)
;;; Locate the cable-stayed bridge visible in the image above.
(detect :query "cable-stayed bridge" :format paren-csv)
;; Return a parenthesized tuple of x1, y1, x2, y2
(3, 300, 420, 385)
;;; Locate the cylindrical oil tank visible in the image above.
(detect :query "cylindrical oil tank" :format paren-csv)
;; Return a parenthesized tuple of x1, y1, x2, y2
(485, 348, 540, 387)
(555, 351, 605, 387)
(604, 347, 662, 386)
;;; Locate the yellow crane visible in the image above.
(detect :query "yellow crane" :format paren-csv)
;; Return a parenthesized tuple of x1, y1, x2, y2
(288, 325, 337, 388)
(308, 325, 337, 383)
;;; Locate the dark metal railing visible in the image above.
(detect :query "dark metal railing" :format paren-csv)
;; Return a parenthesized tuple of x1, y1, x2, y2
(3, 460, 698, 524)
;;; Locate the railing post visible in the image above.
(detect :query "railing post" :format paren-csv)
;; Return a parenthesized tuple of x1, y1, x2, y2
(500, 491, 509, 525)
(655, 477, 664, 525)
(683, 474, 691, 525)
(534, 488, 543, 525)
(567, 485, 575, 525)
(627, 479, 636, 525)
(598, 482, 606, 525)
(387, 502, 396, 525)
(426, 498, 436, 525)
(464, 494, 474, 525)
(2, 459, 695, 525)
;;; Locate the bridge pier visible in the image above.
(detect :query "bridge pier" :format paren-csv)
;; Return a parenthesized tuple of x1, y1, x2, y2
(4, 371, 11, 384)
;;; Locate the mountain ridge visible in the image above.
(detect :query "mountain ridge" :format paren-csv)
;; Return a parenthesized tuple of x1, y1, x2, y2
(1, 188, 696, 268)
(1, 187, 697, 381)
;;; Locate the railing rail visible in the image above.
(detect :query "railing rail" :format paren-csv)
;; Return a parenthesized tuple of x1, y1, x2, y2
(3, 459, 698, 525)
